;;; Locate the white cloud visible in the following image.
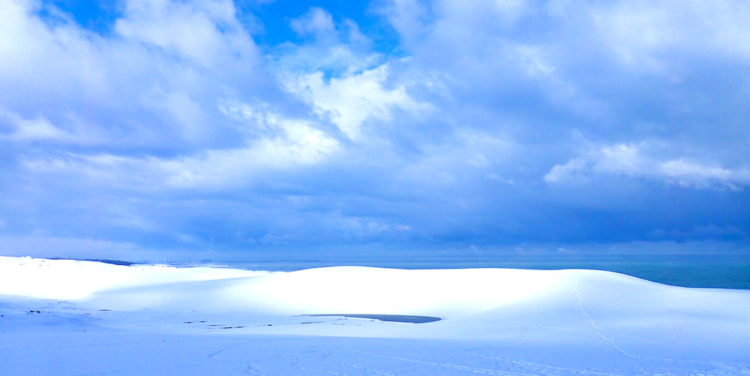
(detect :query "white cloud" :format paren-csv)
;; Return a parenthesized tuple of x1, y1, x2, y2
(543, 158, 588, 184)
(270, 9, 379, 78)
(115, 0, 258, 68)
(435, 0, 529, 27)
(0, 110, 72, 142)
(285, 64, 426, 141)
(0, 0, 108, 100)
(398, 129, 515, 189)
(0, 0, 265, 151)
(3, 0, 750, 250)
(385, 0, 530, 52)
(591, 0, 750, 69)
(657, 160, 742, 188)
(340, 217, 411, 236)
(159, 117, 339, 188)
(289, 7, 336, 37)
(23, 105, 339, 190)
(545, 143, 750, 189)
(140, 89, 210, 143)
(593, 144, 648, 176)
(378, 0, 428, 47)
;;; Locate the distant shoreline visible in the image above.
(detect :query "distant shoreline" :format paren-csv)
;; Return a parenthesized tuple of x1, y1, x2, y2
(23, 255, 750, 290)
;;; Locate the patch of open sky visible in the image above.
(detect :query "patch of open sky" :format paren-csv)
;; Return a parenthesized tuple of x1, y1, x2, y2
(37, 0, 402, 57)
(40, 0, 121, 36)
(245, 0, 403, 56)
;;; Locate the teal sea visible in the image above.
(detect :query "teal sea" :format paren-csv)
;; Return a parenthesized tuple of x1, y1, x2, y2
(219, 255, 750, 290)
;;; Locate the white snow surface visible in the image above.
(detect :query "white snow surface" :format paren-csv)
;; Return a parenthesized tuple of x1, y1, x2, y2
(1, 256, 749, 375)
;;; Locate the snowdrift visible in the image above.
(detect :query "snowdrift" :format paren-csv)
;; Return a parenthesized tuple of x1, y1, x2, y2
(1, 256, 749, 375)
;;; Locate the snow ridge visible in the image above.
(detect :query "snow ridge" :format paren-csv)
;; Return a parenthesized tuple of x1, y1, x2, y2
(574, 271, 628, 355)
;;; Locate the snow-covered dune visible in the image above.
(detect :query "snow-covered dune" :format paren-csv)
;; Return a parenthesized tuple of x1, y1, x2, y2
(1, 256, 749, 375)
(85, 266, 576, 317)
(0, 256, 266, 300)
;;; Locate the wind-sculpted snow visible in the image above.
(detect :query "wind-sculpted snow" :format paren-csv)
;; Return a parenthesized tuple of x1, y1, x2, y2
(83, 265, 575, 318)
(1, 256, 749, 375)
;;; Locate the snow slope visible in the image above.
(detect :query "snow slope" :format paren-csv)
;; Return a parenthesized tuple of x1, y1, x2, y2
(1, 256, 749, 375)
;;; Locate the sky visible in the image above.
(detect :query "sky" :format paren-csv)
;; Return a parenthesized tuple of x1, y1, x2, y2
(1, 0, 749, 262)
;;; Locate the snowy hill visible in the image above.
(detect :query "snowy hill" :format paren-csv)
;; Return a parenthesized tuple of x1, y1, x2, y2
(1, 256, 749, 375)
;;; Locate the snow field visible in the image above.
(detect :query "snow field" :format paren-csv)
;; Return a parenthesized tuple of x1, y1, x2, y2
(1, 256, 749, 375)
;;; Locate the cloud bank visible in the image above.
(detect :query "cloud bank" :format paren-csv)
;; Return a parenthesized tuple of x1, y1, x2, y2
(1, 0, 748, 260)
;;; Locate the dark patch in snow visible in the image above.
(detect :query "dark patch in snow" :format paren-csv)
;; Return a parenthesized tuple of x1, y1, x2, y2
(305, 314, 442, 324)
(49, 257, 137, 266)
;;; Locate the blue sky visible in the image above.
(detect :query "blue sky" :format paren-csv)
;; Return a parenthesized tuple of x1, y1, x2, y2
(1, 0, 749, 261)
